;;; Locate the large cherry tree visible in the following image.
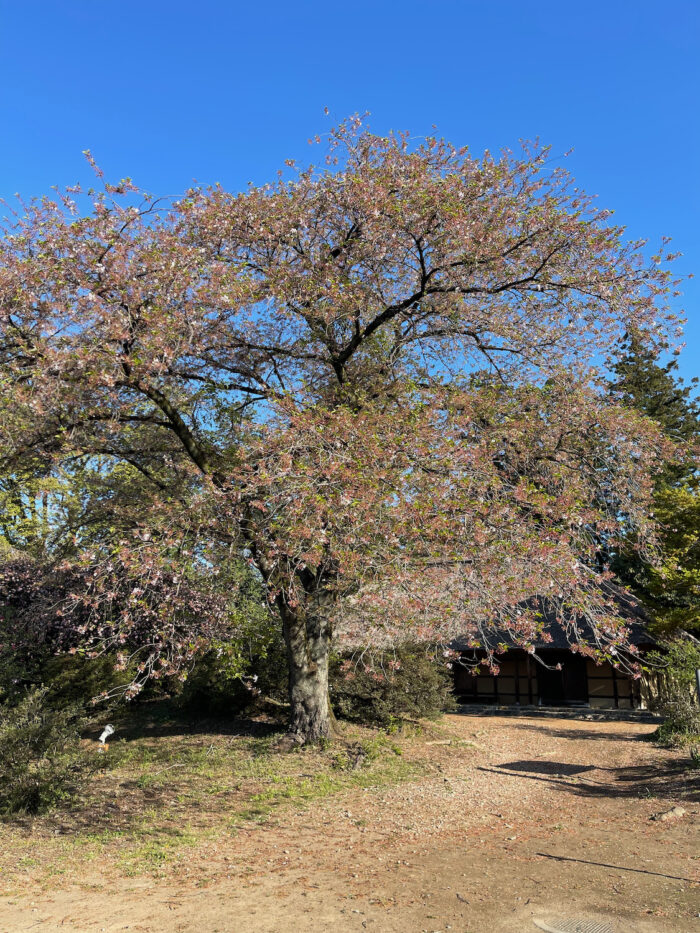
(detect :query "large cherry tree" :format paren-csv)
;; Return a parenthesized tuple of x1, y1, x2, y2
(0, 120, 681, 742)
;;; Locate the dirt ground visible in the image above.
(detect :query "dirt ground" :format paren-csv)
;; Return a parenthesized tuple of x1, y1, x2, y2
(1, 713, 698, 933)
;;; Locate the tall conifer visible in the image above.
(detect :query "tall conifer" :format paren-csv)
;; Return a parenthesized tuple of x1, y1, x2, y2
(610, 339, 700, 632)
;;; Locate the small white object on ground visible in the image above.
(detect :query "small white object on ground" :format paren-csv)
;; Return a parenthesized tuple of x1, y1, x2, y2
(98, 724, 115, 745)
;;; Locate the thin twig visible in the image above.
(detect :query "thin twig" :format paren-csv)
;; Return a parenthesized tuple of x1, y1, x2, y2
(151, 763, 187, 777)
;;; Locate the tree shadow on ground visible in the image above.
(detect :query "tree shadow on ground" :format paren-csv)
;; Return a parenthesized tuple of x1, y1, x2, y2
(111, 715, 284, 743)
(491, 759, 597, 776)
(479, 757, 700, 802)
(85, 699, 286, 743)
(506, 722, 655, 742)
(457, 706, 661, 725)
(534, 851, 696, 884)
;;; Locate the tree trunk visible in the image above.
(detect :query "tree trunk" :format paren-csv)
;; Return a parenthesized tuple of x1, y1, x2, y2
(278, 601, 338, 746)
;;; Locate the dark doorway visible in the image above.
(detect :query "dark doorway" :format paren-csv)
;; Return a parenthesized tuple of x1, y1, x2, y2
(536, 653, 588, 706)
(562, 655, 589, 704)
(537, 662, 565, 704)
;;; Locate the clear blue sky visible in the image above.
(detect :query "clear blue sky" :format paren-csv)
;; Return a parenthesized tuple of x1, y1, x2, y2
(1, 0, 698, 382)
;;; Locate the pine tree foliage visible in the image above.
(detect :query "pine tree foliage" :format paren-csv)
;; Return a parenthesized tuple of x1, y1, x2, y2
(610, 338, 700, 633)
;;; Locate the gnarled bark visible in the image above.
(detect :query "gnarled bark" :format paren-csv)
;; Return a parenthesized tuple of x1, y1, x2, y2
(278, 600, 339, 746)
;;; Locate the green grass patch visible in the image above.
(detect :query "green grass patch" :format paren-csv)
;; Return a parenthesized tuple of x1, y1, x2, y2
(230, 739, 417, 828)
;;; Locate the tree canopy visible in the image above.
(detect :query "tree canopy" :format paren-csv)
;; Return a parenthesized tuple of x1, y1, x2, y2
(0, 120, 683, 741)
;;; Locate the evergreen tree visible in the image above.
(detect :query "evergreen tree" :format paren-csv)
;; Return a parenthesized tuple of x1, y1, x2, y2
(610, 337, 699, 480)
(609, 338, 700, 633)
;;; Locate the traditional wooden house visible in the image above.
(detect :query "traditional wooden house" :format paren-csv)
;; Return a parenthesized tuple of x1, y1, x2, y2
(452, 605, 657, 711)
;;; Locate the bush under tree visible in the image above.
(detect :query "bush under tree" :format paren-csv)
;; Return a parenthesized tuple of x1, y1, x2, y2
(330, 647, 457, 726)
(649, 637, 700, 747)
(0, 686, 96, 815)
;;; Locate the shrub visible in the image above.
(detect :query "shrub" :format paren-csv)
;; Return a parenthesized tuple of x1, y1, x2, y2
(174, 637, 288, 717)
(176, 641, 457, 728)
(0, 686, 95, 815)
(174, 643, 254, 716)
(649, 637, 700, 748)
(330, 646, 457, 727)
(654, 693, 700, 747)
(41, 653, 135, 709)
(1, 641, 136, 715)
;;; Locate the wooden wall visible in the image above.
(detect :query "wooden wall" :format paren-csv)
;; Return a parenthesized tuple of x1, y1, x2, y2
(586, 658, 638, 709)
(453, 652, 643, 709)
(454, 655, 538, 705)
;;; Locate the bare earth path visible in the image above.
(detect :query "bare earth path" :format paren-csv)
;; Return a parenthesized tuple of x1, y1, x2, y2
(1, 714, 698, 932)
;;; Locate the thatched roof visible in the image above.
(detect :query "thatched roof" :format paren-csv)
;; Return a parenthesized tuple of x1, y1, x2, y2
(450, 586, 656, 653)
